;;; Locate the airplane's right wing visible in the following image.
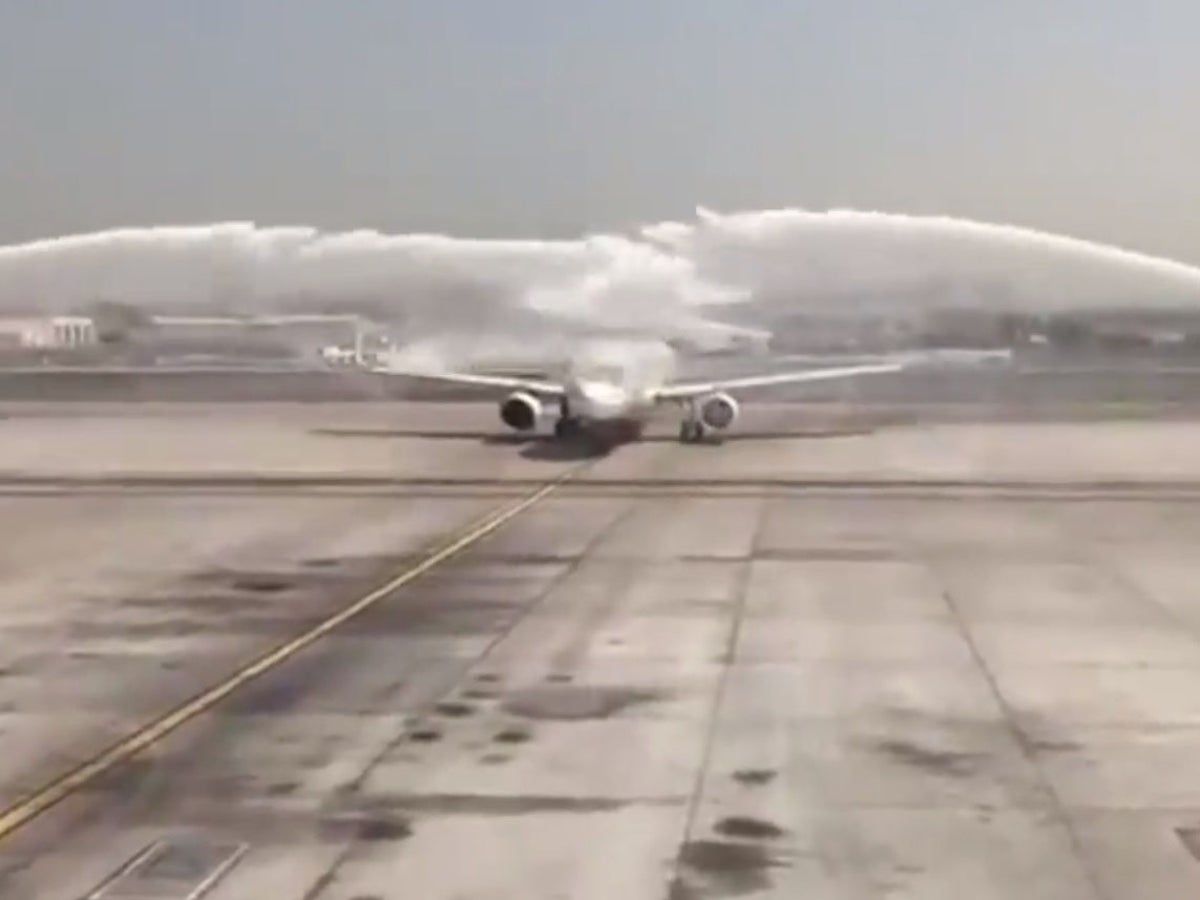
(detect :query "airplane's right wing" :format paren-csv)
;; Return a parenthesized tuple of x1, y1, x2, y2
(367, 361, 567, 397)
(651, 362, 906, 401)
(651, 348, 1013, 402)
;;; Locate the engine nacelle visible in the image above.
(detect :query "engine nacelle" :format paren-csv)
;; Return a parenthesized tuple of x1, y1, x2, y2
(698, 392, 739, 430)
(499, 391, 542, 431)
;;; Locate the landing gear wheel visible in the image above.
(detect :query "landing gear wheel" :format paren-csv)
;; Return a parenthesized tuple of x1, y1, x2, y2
(678, 420, 705, 443)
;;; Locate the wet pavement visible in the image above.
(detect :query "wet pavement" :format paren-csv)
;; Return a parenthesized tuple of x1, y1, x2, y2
(0, 401, 1198, 898)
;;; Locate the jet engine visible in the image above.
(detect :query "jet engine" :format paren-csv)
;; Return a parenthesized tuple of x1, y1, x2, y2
(499, 391, 542, 431)
(698, 392, 739, 430)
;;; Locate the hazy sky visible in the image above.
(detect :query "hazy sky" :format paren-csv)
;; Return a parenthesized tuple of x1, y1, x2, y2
(2, 2, 1198, 262)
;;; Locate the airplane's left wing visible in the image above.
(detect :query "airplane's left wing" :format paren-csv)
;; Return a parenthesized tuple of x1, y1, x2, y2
(651, 361, 905, 401)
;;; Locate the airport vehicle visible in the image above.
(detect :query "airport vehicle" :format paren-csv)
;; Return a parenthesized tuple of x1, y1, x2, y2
(371, 340, 917, 444)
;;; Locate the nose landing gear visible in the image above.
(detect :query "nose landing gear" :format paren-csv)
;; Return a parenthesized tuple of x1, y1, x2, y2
(554, 416, 582, 440)
(677, 398, 706, 443)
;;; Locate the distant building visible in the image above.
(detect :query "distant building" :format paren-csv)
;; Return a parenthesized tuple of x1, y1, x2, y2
(146, 314, 375, 362)
(0, 316, 97, 349)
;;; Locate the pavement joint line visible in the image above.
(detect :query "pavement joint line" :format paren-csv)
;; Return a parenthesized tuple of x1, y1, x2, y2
(0, 461, 588, 844)
(925, 553, 1115, 900)
(666, 493, 767, 891)
(9, 475, 1200, 492)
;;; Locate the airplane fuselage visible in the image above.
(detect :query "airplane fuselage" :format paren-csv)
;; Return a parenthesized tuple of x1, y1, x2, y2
(559, 377, 659, 443)
(549, 340, 679, 442)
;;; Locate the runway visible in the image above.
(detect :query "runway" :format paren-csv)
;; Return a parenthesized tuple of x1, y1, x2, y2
(1, 402, 1200, 898)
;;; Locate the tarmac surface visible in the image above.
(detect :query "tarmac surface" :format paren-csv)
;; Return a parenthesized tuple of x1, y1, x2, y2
(0, 398, 1199, 898)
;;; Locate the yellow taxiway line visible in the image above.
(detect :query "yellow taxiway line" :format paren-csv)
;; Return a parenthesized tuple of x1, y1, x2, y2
(0, 465, 580, 842)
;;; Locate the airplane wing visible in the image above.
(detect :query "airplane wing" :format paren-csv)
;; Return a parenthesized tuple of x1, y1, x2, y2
(651, 362, 906, 401)
(367, 362, 567, 397)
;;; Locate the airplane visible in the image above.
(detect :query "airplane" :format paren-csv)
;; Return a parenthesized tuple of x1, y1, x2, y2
(368, 339, 964, 445)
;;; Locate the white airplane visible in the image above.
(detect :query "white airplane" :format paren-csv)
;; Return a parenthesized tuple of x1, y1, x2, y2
(370, 340, 939, 445)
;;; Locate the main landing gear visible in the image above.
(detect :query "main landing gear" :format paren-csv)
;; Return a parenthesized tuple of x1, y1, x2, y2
(676, 398, 706, 444)
(678, 418, 706, 444)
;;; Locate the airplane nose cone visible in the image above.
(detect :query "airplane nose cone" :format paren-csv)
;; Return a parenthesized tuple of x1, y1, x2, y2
(576, 381, 625, 417)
